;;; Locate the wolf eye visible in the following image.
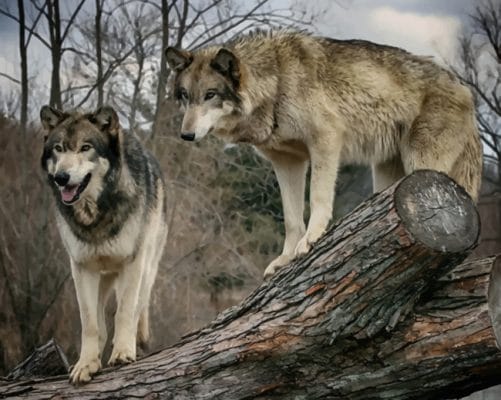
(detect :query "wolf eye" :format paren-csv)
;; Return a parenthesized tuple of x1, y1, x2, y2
(179, 88, 189, 101)
(204, 90, 217, 101)
(54, 144, 63, 152)
(80, 144, 92, 152)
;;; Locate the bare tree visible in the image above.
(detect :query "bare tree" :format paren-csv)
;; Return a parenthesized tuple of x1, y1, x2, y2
(0, 0, 86, 110)
(113, 2, 159, 128)
(64, 0, 161, 111)
(17, 0, 28, 132)
(95, 0, 104, 107)
(453, 0, 501, 189)
(151, 0, 173, 138)
(451, 0, 501, 275)
(65, 0, 319, 131)
(0, 0, 45, 127)
(37, 0, 86, 108)
(46, 0, 62, 108)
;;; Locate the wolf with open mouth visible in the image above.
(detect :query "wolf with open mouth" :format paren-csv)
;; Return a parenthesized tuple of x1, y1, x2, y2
(40, 105, 168, 384)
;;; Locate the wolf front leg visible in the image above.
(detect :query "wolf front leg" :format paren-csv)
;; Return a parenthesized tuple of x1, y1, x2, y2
(262, 149, 308, 278)
(108, 252, 146, 366)
(69, 261, 102, 384)
(295, 134, 341, 257)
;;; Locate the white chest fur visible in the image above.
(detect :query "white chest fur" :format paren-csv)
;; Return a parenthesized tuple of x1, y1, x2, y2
(56, 210, 143, 272)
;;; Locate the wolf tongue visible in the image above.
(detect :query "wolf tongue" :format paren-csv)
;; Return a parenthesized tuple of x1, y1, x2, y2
(61, 185, 79, 202)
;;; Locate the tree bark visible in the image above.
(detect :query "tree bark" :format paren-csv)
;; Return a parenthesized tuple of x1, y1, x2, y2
(47, 0, 62, 109)
(151, 0, 170, 139)
(95, 0, 104, 108)
(2, 170, 499, 400)
(6, 339, 69, 381)
(17, 0, 28, 133)
(128, 24, 145, 130)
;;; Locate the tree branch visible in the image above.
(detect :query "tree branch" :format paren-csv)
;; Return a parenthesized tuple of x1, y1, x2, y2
(0, 72, 20, 85)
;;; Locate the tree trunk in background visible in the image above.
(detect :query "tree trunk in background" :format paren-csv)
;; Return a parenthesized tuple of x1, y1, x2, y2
(15, 0, 35, 352)
(151, 0, 170, 139)
(128, 26, 144, 130)
(2, 171, 499, 399)
(94, 0, 103, 108)
(47, 0, 62, 109)
(17, 0, 28, 133)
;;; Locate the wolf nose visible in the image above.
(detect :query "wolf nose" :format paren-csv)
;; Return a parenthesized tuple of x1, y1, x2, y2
(54, 172, 70, 186)
(180, 132, 195, 141)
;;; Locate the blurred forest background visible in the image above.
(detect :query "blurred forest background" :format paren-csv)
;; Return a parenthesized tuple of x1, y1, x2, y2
(0, 1, 500, 398)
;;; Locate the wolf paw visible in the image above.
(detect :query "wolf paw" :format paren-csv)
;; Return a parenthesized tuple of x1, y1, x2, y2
(294, 235, 312, 258)
(263, 254, 293, 279)
(108, 347, 136, 366)
(69, 357, 101, 385)
(295, 227, 326, 257)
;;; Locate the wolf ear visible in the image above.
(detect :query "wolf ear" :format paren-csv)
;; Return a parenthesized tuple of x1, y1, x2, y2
(165, 47, 193, 72)
(210, 48, 240, 87)
(40, 105, 67, 130)
(89, 106, 120, 136)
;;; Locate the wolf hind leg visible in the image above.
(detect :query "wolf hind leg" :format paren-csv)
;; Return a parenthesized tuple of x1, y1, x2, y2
(136, 261, 158, 350)
(448, 138, 482, 201)
(108, 252, 146, 366)
(137, 308, 150, 350)
(97, 273, 116, 357)
(137, 221, 167, 350)
(372, 157, 405, 193)
(262, 148, 308, 278)
(400, 95, 471, 190)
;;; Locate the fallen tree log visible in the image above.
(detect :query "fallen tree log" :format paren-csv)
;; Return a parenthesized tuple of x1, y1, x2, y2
(2, 170, 499, 400)
(6, 339, 68, 380)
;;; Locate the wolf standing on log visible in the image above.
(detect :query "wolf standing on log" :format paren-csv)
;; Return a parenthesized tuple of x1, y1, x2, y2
(40, 106, 167, 384)
(165, 30, 482, 278)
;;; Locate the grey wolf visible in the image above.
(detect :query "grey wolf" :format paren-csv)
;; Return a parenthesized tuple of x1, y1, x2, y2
(40, 106, 167, 384)
(165, 30, 482, 278)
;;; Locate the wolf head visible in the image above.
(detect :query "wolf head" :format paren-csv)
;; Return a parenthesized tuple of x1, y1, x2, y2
(166, 47, 243, 142)
(40, 105, 120, 206)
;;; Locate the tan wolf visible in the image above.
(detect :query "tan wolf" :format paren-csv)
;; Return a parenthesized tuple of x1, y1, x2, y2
(165, 30, 482, 278)
(40, 106, 167, 384)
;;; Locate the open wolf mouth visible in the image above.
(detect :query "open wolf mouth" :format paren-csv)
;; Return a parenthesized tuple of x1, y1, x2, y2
(60, 173, 91, 205)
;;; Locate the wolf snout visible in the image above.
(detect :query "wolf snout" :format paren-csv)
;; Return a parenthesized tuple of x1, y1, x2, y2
(180, 132, 195, 141)
(54, 171, 70, 186)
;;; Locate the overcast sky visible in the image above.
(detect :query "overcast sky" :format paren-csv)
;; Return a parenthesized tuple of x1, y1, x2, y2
(0, 0, 480, 104)
(317, 0, 477, 61)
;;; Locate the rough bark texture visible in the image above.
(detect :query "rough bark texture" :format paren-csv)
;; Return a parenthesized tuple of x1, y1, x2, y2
(2, 170, 499, 400)
(6, 339, 68, 381)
